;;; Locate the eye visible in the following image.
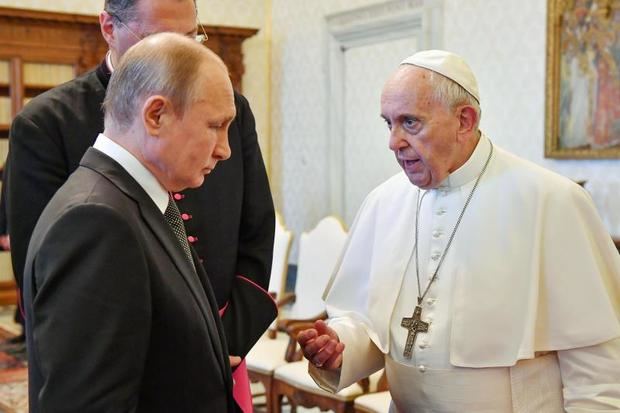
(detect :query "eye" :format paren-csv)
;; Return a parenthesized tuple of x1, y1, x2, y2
(403, 117, 418, 129)
(383, 118, 392, 130)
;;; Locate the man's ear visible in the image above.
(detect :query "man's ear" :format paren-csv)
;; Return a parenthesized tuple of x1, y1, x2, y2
(456, 105, 478, 141)
(99, 11, 116, 47)
(142, 96, 170, 137)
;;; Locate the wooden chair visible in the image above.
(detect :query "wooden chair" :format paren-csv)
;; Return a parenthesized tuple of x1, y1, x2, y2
(266, 212, 293, 300)
(268, 216, 388, 412)
(353, 391, 392, 413)
(354, 371, 391, 413)
(271, 351, 384, 413)
(271, 334, 389, 413)
(251, 216, 348, 412)
(0, 251, 16, 306)
(247, 212, 294, 411)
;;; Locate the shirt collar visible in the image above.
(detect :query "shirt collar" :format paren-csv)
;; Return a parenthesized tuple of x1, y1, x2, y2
(438, 133, 491, 189)
(106, 50, 115, 73)
(93, 133, 169, 213)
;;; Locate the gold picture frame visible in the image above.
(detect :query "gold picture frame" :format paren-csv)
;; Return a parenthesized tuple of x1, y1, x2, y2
(545, 0, 620, 158)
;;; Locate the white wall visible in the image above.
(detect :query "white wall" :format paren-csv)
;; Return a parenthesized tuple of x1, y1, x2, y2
(269, 0, 388, 251)
(442, 0, 620, 237)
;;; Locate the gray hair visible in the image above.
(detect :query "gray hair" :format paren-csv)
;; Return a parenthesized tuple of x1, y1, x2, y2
(428, 71, 481, 129)
(104, 0, 197, 24)
(104, 0, 140, 24)
(103, 33, 213, 131)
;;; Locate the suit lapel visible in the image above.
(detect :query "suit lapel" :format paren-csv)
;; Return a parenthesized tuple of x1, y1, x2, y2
(80, 148, 231, 388)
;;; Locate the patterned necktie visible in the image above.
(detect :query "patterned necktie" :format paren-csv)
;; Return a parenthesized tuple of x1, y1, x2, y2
(164, 196, 195, 267)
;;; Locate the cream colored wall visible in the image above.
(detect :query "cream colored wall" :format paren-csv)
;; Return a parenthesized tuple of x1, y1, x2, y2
(0, 0, 271, 170)
(269, 0, 620, 259)
(442, 0, 620, 237)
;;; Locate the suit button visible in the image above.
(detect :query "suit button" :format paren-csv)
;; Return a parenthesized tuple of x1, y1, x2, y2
(181, 213, 192, 221)
(173, 193, 185, 201)
(187, 235, 198, 243)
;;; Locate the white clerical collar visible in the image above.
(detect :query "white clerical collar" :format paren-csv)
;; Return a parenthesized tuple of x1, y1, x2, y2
(438, 133, 491, 189)
(93, 133, 169, 213)
(106, 50, 115, 73)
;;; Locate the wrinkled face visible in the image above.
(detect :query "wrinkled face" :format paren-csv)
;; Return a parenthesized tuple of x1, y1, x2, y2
(143, 65, 235, 192)
(113, 0, 198, 61)
(381, 67, 462, 189)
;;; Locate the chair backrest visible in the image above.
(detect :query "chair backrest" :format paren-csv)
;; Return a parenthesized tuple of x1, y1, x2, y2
(268, 212, 293, 299)
(291, 216, 347, 318)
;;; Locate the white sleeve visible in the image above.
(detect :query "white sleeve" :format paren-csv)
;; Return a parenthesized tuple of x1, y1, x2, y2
(558, 336, 620, 412)
(309, 316, 385, 393)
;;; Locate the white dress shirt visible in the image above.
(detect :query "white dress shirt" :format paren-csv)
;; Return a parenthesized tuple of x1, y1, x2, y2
(93, 133, 168, 213)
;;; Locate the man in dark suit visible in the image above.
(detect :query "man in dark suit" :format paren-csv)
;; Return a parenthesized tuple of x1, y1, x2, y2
(24, 33, 240, 412)
(6, 0, 275, 408)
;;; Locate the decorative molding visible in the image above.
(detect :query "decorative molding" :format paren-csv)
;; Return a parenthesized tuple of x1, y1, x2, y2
(325, 0, 443, 217)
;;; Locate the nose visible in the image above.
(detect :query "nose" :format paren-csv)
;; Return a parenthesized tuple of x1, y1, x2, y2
(388, 127, 407, 152)
(213, 129, 231, 161)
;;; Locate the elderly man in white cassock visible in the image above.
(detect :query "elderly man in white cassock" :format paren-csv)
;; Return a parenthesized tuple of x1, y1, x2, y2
(297, 50, 620, 412)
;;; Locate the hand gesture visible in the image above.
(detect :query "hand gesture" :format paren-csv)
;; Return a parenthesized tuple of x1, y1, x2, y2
(296, 320, 345, 370)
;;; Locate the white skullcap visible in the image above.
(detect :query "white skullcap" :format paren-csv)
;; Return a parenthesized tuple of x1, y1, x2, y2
(400, 50, 480, 102)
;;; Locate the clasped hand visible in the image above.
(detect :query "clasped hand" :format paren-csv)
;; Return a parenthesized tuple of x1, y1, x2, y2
(296, 320, 345, 370)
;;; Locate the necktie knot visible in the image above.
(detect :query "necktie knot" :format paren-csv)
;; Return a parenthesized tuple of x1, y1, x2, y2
(164, 196, 194, 266)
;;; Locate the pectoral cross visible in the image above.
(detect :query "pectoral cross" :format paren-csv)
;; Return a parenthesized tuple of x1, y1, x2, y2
(400, 305, 429, 359)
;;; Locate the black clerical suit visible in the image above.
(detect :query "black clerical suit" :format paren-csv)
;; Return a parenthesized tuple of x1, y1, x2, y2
(6, 61, 276, 357)
(24, 148, 236, 412)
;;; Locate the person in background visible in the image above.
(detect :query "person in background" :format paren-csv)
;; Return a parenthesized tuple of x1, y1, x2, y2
(298, 50, 620, 412)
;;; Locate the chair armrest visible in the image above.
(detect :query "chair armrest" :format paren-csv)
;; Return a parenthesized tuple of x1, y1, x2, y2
(276, 291, 296, 307)
(276, 310, 327, 332)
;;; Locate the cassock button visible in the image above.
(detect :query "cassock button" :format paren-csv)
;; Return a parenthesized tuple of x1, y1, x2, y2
(431, 252, 441, 261)
(432, 230, 442, 238)
(187, 235, 198, 243)
(173, 193, 185, 201)
(181, 213, 192, 221)
(426, 298, 436, 306)
(418, 365, 426, 373)
(419, 341, 428, 349)
(436, 208, 446, 216)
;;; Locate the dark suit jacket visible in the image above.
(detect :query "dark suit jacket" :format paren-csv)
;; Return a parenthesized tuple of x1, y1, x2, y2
(7, 62, 276, 356)
(24, 148, 237, 413)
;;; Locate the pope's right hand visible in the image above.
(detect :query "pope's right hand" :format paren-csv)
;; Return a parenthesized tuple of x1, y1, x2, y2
(297, 319, 345, 370)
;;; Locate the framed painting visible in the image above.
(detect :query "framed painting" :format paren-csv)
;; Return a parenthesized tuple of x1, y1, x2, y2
(545, 0, 620, 158)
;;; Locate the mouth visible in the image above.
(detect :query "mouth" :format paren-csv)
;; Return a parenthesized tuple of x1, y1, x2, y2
(400, 158, 420, 167)
(204, 162, 218, 175)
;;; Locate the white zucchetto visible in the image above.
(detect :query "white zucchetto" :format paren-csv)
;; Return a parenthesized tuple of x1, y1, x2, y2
(401, 50, 480, 102)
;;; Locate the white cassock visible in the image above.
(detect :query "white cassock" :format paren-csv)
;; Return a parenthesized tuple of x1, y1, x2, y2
(310, 134, 620, 412)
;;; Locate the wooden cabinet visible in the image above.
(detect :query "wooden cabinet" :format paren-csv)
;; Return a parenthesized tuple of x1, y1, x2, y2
(0, 5, 257, 144)
(0, 6, 257, 305)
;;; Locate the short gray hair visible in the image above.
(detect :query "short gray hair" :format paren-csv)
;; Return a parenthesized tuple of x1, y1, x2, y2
(104, 0, 197, 24)
(103, 33, 212, 131)
(104, 0, 140, 24)
(428, 71, 481, 128)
